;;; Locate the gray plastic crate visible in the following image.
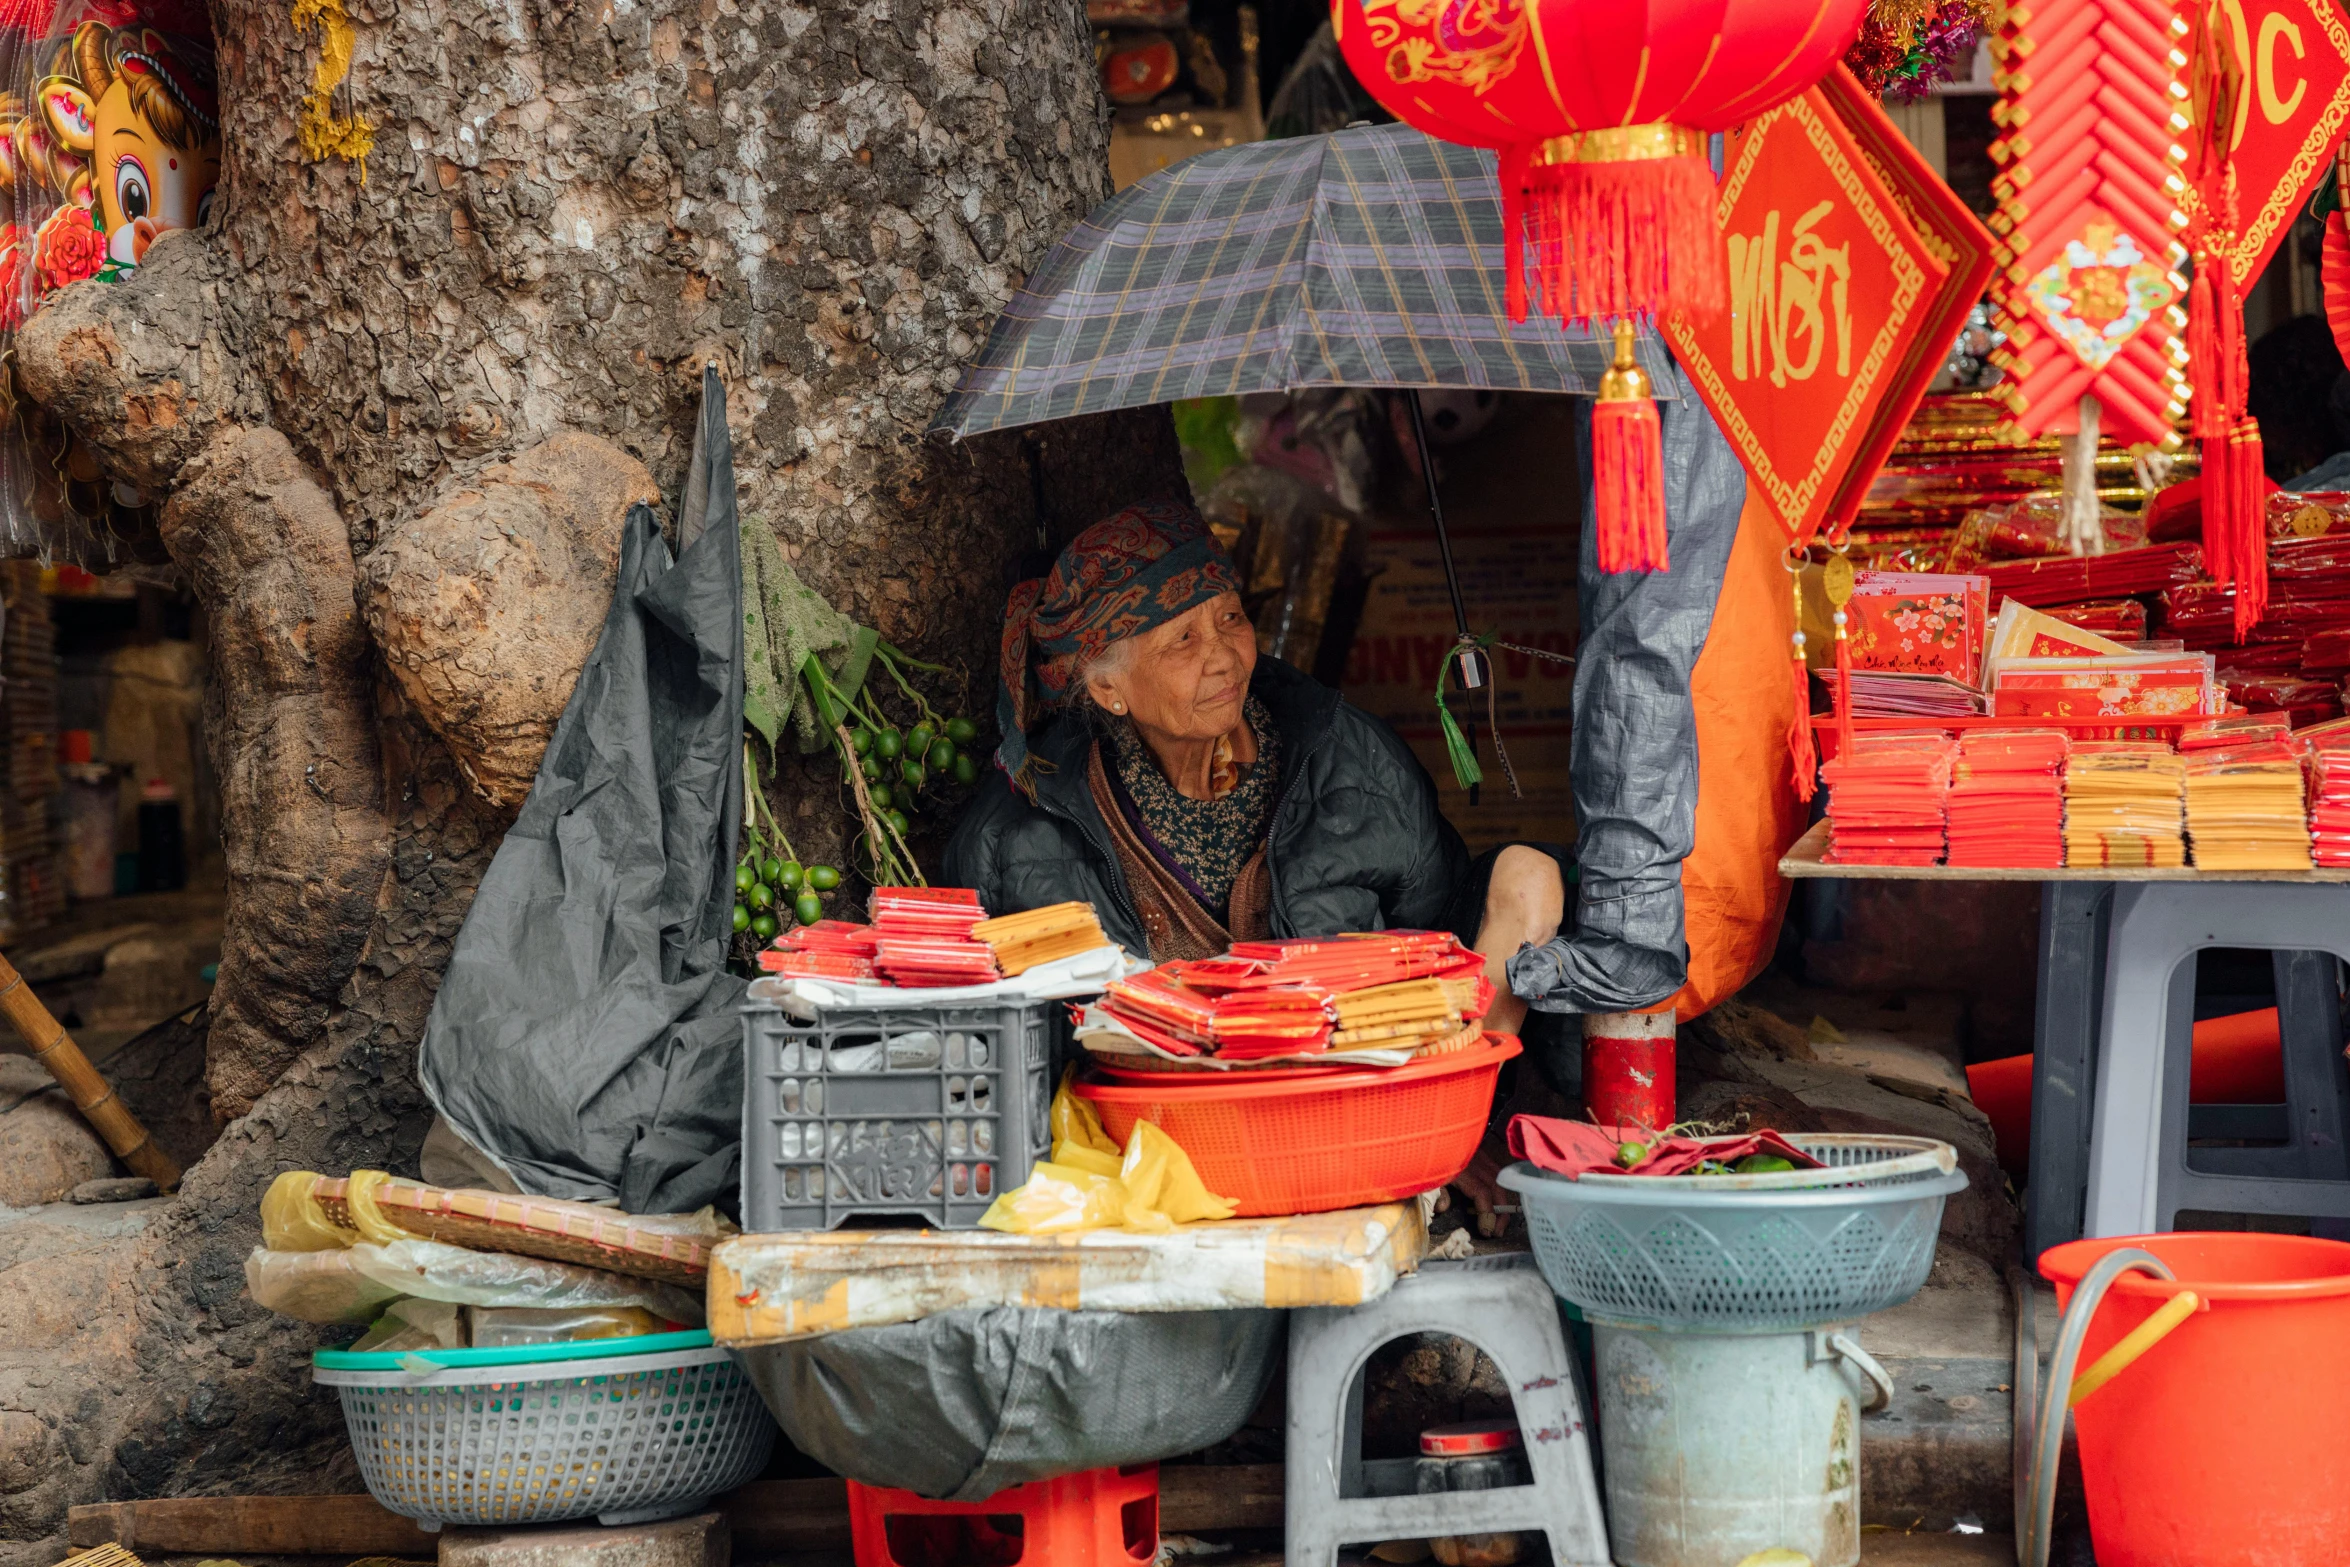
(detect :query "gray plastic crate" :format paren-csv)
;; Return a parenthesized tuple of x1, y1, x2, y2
(740, 998, 1055, 1230)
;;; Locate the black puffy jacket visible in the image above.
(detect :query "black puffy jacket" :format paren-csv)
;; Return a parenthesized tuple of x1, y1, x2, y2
(945, 657, 1470, 951)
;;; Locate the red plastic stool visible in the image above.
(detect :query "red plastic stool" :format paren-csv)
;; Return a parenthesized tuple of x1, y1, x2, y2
(846, 1464, 1159, 1567)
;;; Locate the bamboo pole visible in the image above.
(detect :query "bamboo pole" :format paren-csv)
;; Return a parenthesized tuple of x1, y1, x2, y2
(0, 948, 179, 1190)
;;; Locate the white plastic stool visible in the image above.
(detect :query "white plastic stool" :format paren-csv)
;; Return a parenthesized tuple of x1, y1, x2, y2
(2084, 882, 2350, 1236)
(1285, 1252, 1610, 1567)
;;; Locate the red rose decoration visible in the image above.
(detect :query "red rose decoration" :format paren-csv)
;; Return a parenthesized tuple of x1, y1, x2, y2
(34, 206, 104, 294)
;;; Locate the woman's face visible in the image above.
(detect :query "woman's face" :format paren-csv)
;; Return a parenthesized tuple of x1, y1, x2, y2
(1085, 591, 1256, 743)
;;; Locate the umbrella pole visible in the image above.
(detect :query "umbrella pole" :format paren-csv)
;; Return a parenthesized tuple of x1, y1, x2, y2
(1406, 389, 1484, 805)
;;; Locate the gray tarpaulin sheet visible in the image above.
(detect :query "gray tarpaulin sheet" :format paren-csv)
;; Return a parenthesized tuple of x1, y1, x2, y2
(740, 1306, 1283, 1500)
(419, 367, 749, 1214)
(1507, 351, 1747, 1027)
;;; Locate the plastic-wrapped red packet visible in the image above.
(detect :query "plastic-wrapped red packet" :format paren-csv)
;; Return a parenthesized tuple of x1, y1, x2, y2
(1097, 1005, 1206, 1057)
(758, 949, 880, 980)
(868, 886, 982, 909)
(2181, 714, 2293, 751)
(781, 920, 881, 955)
(1104, 969, 1218, 1041)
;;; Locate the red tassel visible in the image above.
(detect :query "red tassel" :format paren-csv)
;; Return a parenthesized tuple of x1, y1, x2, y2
(1592, 396, 1667, 572)
(2231, 417, 2268, 640)
(1515, 151, 1726, 327)
(1833, 604, 1856, 763)
(2186, 254, 2222, 441)
(1788, 650, 1817, 803)
(1500, 143, 1531, 325)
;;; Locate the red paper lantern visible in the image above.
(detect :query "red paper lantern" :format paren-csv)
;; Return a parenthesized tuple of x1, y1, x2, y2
(1334, 0, 1868, 571)
(1333, 0, 1868, 328)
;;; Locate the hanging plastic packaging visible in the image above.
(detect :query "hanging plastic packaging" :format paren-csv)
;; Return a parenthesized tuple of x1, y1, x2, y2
(259, 1169, 359, 1252)
(243, 1235, 707, 1325)
(0, 0, 217, 562)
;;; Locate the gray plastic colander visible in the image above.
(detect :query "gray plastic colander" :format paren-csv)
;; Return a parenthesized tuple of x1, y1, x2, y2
(311, 1331, 776, 1529)
(1498, 1133, 1968, 1332)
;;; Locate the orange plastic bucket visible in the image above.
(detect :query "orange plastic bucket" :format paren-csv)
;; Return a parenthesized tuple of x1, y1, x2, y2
(2039, 1233, 2350, 1565)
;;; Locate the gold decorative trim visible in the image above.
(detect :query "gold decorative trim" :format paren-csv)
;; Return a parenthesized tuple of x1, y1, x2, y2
(1531, 123, 1706, 166)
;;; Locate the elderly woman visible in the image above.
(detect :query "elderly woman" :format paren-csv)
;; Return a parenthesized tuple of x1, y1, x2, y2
(946, 500, 1564, 1038)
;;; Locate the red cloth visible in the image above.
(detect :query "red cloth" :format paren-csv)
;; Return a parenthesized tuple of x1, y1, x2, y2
(1507, 1116, 1822, 1178)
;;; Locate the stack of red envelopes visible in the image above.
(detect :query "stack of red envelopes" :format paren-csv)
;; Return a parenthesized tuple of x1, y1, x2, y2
(1820, 732, 1956, 865)
(1097, 930, 1491, 1061)
(2311, 747, 2350, 867)
(869, 887, 1000, 987)
(1945, 729, 2068, 867)
(758, 918, 882, 980)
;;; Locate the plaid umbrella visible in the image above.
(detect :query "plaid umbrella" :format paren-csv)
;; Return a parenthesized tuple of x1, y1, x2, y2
(929, 122, 1678, 438)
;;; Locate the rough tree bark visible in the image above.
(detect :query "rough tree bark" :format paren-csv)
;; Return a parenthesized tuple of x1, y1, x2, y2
(0, 0, 1183, 1552)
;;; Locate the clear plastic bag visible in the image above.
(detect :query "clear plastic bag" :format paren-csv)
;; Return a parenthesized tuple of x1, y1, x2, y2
(244, 1237, 706, 1326)
(350, 1298, 464, 1353)
(467, 1305, 669, 1347)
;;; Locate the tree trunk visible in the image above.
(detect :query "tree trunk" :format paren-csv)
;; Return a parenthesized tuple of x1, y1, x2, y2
(0, 0, 1182, 1549)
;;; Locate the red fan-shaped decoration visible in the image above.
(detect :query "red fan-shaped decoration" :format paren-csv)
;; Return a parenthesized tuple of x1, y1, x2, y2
(2326, 206, 2350, 370)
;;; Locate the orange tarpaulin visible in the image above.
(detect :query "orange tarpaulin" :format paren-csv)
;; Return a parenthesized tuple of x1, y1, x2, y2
(1665, 485, 1808, 1022)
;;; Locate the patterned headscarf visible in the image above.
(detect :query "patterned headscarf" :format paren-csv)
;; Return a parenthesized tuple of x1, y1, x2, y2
(995, 499, 1242, 795)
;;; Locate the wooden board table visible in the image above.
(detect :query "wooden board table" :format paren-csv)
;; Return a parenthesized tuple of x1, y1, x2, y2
(1776, 818, 2350, 1257)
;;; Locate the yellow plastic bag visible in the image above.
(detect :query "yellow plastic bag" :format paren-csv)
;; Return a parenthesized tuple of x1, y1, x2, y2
(259, 1170, 360, 1252)
(340, 1169, 409, 1245)
(1049, 1068, 1120, 1158)
(979, 1109, 1237, 1235)
(1119, 1121, 1236, 1225)
(976, 1161, 1130, 1234)
(1052, 1142, 1123, 1180)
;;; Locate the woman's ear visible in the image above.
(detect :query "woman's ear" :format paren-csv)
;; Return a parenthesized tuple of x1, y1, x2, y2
(1084, 668, 1125, 715)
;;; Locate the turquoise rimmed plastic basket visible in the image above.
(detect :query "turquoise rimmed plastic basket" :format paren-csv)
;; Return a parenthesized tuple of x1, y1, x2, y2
(311, 1329, 775, 1529)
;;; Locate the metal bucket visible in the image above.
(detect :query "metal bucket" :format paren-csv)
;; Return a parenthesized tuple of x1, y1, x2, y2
(1592, 1322, 1893, 1567)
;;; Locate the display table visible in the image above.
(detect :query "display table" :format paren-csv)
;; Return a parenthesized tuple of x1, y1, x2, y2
(708, 1201, 1430, 1347)
(1780, 821, 2350, 1256)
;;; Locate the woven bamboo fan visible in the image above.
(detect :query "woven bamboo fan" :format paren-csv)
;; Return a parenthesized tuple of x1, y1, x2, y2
(309, 1176, 720, 1285)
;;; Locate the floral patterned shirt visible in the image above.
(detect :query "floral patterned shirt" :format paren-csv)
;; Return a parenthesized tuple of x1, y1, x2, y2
(1103, 697, 1281, 913)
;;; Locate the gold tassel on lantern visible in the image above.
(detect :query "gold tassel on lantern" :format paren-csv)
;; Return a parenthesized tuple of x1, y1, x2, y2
(1592, 321, 1666, 573)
